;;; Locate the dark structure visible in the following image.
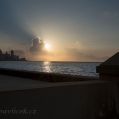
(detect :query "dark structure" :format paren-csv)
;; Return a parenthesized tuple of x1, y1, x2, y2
(11, 50, 14, 58)
(0, 49, 26, 61)
(96, 52, 119, 80)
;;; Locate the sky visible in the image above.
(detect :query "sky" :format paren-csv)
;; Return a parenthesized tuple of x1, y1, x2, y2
(0, 0, 119, 61)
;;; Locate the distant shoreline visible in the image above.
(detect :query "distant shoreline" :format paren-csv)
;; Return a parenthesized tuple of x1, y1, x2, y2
(0, 59, 26, 61)
(23, 61, 102, 63)
(0, 60, 101, 63)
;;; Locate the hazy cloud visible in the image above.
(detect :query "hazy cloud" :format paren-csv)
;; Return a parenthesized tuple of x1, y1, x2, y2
(85, 54, 109, 61)
(21, 43, 27, 45)
(30, 37, 47, 55)
(14, 50, 25, 58)
(65, 48, 83, 59)
(65, 47, 109, 61)
(103, 12, 118, 18)
(103, 12, 111, 17)
(66, 41, 81, 50)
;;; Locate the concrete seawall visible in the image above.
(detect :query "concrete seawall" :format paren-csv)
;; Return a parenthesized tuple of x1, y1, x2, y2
(0, 73, 119, 119)
(0, 68, 98, 82)
(0, 75, 119, 119)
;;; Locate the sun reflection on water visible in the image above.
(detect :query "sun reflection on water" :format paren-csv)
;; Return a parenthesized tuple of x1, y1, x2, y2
(43, 61, 51, 72)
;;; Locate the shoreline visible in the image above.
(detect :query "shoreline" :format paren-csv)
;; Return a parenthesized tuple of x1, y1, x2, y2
(0, 60, 26, 61)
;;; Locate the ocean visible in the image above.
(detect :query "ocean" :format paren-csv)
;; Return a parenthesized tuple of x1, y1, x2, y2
(0, 61, 101, 77)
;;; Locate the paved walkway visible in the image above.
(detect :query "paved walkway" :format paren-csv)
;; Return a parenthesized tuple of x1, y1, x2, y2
(0, 74, 48, 86)
(0, 74, 115, 92)
(0, 74, 51, 91)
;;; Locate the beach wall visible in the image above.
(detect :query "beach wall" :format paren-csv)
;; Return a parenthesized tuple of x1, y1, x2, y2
(0, 80, 119, 119)
(0, 68, 98, 82)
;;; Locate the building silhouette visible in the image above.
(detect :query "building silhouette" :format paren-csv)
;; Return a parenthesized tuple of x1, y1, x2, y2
(0, 49, 26, 61)
(11, 50, 14, 58)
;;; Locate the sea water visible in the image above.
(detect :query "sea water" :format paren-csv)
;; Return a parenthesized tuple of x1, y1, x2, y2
(0, 61, 101, 77)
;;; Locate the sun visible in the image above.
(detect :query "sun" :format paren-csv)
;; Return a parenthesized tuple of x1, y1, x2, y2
(45, 44, 50, 50)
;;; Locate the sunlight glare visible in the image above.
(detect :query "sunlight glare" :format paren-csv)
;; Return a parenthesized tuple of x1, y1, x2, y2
(45, 44, 50, 50)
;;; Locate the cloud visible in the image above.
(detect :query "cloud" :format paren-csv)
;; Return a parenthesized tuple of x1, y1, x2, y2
(30, 37, 47, 55)
(65, 48, 83, 59)
(103, 12, 118, 18)
(64, 47, 109, 62)
(14, 50, 25, 58)
(103, 12, 111, 17)
(66, 41, 81, 50)
(28, 39, 109, 61)
(21, 43, 27, 45)
(85, 54, 109, 61)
